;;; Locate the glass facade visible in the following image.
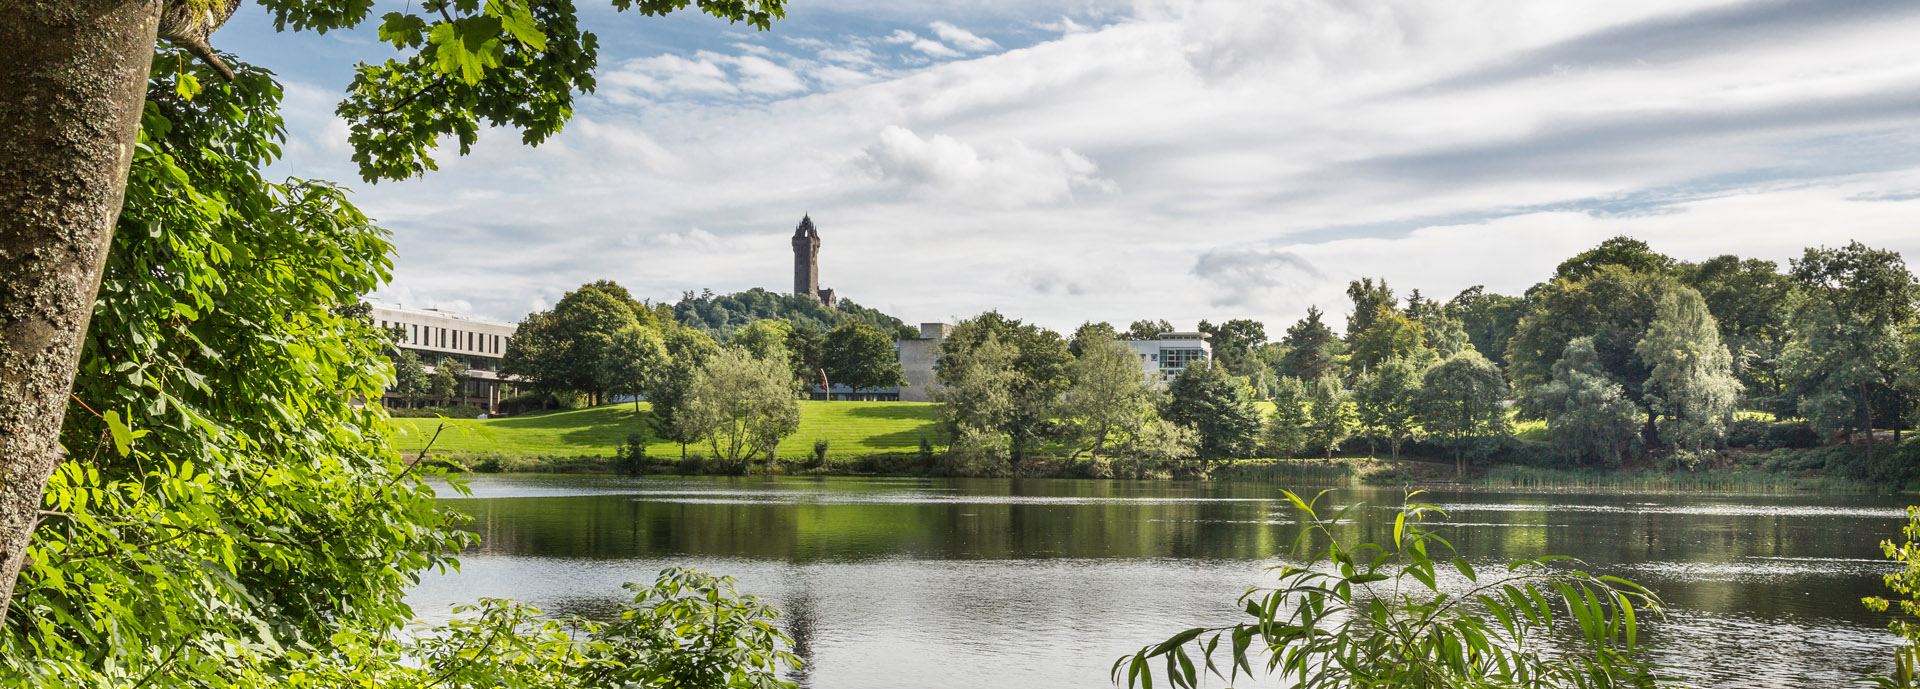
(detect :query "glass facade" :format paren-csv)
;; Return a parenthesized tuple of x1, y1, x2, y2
(1159, 347, 1206, 372)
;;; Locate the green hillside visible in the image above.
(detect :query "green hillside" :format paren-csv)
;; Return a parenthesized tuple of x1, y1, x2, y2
(390, 401, 943, 458)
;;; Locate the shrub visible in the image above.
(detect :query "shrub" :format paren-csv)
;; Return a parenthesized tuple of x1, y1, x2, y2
(813, 438, 830, 465)
(1118, 491, 1663, 689)
(946, 426, 1011, 477)
(615, 432, 651, 475)
(387, 404, 489, 419)
(1728, 418, 1821, 449)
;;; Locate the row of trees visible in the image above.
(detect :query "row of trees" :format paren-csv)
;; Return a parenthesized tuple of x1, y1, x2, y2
(931, 312, 1518, 477)
(930, 237, 1918, 479)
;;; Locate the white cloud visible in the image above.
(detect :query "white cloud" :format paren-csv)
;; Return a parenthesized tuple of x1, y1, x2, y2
(929, 21, 999, 51)
(862, 125, 1116, 207)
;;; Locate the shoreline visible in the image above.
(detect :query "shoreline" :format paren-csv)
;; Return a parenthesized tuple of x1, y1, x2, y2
(422, 452, 1898, 495)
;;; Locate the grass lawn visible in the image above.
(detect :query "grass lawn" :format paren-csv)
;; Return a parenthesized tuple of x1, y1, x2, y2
(390, 401, 943, 458)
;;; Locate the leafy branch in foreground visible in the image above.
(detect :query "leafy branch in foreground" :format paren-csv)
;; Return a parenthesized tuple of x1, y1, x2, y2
(1864, 506, 1920, 688)
(1115, 490, 1667, 689)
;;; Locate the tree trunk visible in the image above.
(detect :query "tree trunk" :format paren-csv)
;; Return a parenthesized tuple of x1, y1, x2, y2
(0, 0, 163, 623)
(1859, 381, 1876, 464)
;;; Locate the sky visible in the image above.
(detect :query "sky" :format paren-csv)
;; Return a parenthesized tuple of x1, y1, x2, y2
(217, 0, 1920, 333)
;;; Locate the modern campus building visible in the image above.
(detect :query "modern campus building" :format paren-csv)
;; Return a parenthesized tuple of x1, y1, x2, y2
(1126, 331, 1214, 383)
(370, 303, 517, 411)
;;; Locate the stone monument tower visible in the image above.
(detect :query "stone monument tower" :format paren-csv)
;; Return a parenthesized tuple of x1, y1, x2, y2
(792, 215, 835, 307)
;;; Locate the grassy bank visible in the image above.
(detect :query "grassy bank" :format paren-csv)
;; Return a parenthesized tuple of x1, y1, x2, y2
(388, 402, 1892, 493)
(390, 401, 942, 462)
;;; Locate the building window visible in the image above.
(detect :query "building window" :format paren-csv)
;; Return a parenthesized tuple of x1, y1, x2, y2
(1159, 348, 1206, 371)
(410, 324, 418, 344)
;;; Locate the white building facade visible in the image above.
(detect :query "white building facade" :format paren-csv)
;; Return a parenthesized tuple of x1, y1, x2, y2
(370, 303, 517, 411)
(1125, 331, 1213, 384)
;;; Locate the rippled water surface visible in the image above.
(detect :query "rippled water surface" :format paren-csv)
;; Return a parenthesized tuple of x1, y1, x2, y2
(409, 475, 1911, 688)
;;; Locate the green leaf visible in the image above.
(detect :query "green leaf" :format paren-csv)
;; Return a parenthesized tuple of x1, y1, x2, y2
(1451, 557, 1476, 582)
(104, 410, 133, 456)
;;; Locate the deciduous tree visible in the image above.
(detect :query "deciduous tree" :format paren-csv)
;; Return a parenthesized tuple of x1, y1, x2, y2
(1782, 242, 1917, 462)
(0, 0, 787, 621)
(601, 325, 670, 413)
(679, 348, 801, 469)
(1166, 361, 1261, 465)
(822, 321, 906, 397)
(1418, 351, 1512, 477)
(1354, 357, 1422, 460)
(1064, 333, 1156, 461)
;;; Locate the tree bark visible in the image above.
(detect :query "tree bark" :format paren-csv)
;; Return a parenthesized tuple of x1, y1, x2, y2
(0, 0, 164, 623)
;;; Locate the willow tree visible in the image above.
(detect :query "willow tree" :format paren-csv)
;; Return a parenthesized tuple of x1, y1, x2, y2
(0, 0, 783, 636)
(1636, 287, 1740, 469)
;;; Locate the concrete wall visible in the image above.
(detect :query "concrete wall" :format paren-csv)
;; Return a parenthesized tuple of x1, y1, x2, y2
(897, 322, 950, 402)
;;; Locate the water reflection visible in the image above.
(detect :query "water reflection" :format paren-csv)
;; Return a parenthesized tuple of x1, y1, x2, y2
(411, 475, 1910, 688)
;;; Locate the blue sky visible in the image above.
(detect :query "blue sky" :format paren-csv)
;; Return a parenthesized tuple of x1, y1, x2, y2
(219, 0, 1920, 332)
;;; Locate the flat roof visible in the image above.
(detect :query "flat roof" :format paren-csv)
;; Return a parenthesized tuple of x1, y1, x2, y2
(369, 302, 516, 328)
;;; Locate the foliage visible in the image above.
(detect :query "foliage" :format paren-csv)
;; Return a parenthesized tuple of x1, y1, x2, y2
(649, 327, 724, 455)
(1305, 375, 1354, 460)
(728, 318, 795, 366)
(1553, 235, 1675, 282)
(1866, 507, 1920, 689)
(1507, 264, 1675, 401)
(1418, 351, 1513, 476)
(1447, 285, 1526, 367)
(1165, 361, 1261, 464)
(1199, 318, 1268, 378)
(601, 323, 671, 412)
(502, 280, 655, 403)
(1069, 321, 1122, 357)
(1782, 242, 1917, 462)
(593, 567, 801, 688)
(1118, 491, 1664, 689)
(679, 348, 803, 467)
(822, 321, 907, 394)
(1065, 334, 1158, 461)
(1678, 255, 1793, 399)
(935, 312, 1071, 461)
(1637, 287, 1741, 466)
(263, 0, 787, 182)
(1527, 338, 1643, 468)
(947, 425, 1013, 477)
(1349, 304, 1429, 372)
(933, 329, 1018, 451)
(231, 567, 797, 689)
(1262, 377, 1312, 458)
(1280, 306, 1341, 381)
(430, 356, 469, 405)
(673, 287, 913, 341)
(1344, 277, 1397, 340)
(6, 57, 472, 686)
(1126, 319, 1175, 340)
(1354, 357, 1423, 460)
(615, 430, 652, 475)
(389, 347, 430, 406)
